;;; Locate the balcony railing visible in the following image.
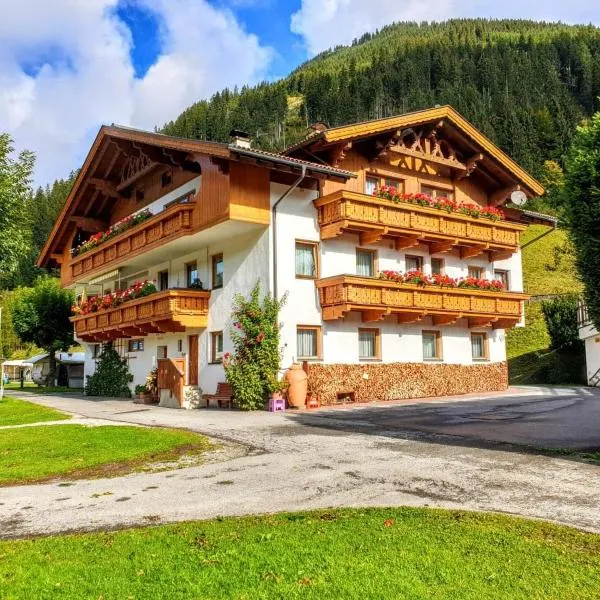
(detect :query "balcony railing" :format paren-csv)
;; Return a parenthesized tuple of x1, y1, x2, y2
(69, 202, 195, 283)
(72, 289, 210, 342)
(314, 191, 526, 261)
(316, 275, 528, 328)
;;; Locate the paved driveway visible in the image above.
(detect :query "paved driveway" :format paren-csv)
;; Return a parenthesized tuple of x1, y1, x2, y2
(301, 385, 600, 450)
(1, 386, 599, 538)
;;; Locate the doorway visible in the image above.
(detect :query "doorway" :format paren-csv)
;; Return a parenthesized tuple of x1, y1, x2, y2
(188, 335, 199, 386)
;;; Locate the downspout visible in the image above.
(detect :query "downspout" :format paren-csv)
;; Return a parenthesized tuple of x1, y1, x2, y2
(272, 165, 307, 299)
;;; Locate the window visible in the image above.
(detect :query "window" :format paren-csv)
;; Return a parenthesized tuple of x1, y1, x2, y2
(186, 261, 198, 288)
(92, 344, 101, 359)
(161, 171, 172, 188)
(365, 174, 404, 195)
(422, 331, 442, 360)
(365, 176, 379, 195)
(406, 255, 423, 272)
(128, 339, 144, 352)
(211, 332, 224, 363)
(212, 254, 224, 289)
(421, 185, 454, 201)
(177, 339, 183, 353)
(468, 266, 484, 279)
(296, 326, 321, 360)
(356, 248, 376, 277)
(157, 345, 167, 360)
(158, 270, 169, 291)
(471, 333, 489, 360)
(359, 328, 380, 360)
(431, 258, 444, 275)
(494, 270, 509, 290)
(295, 241, 318, 279)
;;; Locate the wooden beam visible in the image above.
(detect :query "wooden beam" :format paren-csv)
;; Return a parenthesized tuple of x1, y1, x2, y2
(468, 317, 497, 329)
(493, 318, 520, 330)
(50, 253, 64, 264)
(88, 178, 121, 198)
(490, 185, 521, 207)
(360, 227, 388, 246)
(329, 142, 352, 167)
(432, 313, 462, 326)
(70, 216, 108, 232)
(320, 222, 346, 240)
(361, 309, 391, 323)
(460, 244, 489, 259)
(395, 235, 421, 250)
(429, 239, 456, 255)
(322, 305, 348, 321)
(455, 153, 484, 180)
(397, 311, 426, 324)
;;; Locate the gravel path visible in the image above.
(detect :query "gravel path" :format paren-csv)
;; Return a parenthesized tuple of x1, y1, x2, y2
(1, 388, 599, 538)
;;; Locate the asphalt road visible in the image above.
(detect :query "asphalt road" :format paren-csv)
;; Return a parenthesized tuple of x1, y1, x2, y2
(1, 386, 599, 538)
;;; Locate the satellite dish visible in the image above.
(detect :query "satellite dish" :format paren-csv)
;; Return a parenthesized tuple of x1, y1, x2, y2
(510, 190, 528, 206)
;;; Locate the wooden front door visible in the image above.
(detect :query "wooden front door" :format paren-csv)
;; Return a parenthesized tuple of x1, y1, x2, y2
(188, 335, 199, 386)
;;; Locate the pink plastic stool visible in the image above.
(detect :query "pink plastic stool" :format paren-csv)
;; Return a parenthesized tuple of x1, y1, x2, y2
(268, 396, 286, 412)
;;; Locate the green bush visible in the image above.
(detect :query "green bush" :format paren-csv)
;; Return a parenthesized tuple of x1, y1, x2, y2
(224, 283, 286, 410)
(541, 294, 583, 352)
(85, 345, 133, 398)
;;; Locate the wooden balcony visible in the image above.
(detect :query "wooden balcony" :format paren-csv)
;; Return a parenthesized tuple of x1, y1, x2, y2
(72, 289, 210, 342)
(316, 275, 528, 328)
(314, 191, 526, 261)
(69, 202, 195, 283)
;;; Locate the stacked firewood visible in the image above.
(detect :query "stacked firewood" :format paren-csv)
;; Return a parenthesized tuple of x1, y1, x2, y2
(306, 362, 508, 405)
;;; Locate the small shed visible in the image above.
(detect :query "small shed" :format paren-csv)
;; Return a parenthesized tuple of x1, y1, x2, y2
(1, 359, 34, 382)
(31, 352, 85, 388)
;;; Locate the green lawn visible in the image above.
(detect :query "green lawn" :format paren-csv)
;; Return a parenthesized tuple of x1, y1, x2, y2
(0, 425, 213, 485)
(3, 382, 83, 393)
(1, 508, 599, 599)
(0, 397, 70, 426)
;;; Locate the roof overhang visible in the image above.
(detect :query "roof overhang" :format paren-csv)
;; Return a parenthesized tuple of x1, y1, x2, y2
(38, 126, 354, 268)
(285, 105, 544, 197)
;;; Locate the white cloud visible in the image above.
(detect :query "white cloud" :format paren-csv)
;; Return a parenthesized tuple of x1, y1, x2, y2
(291, 0, 456, 56)
(0, 0, 272, 186)
(291, 0, 600, 57)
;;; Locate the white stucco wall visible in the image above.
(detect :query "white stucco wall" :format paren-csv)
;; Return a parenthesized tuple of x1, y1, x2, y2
(272, 183, 514, 368)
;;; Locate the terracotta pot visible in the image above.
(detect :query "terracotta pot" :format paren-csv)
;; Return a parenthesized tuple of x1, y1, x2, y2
(285, 363, 308, 409)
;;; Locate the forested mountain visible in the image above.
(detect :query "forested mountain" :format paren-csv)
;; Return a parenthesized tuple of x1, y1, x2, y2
(161, 19, 600, 177)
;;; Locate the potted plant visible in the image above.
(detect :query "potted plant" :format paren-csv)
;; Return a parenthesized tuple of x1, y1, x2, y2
(134, 384, 147, 401)
(145, 368, 158, 403)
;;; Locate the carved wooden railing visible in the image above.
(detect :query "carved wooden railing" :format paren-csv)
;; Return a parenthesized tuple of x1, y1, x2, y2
(314, 191, 526, 261)
(316, 275, 529, 329)
(71, 289, 210, 342)
(70, 202, 196, 282)
(158, 357, 186, 407)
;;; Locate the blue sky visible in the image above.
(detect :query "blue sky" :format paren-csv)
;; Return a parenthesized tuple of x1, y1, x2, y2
(0, 0, 598, 186)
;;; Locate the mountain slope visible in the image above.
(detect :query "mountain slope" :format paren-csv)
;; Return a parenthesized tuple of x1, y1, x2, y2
(162, 19, 600, 177)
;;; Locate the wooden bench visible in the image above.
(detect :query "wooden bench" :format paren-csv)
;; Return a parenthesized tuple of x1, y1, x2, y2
(205, 382, 234, 409)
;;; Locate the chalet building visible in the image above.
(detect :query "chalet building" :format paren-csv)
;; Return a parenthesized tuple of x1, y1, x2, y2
(38, 106, 544, 407)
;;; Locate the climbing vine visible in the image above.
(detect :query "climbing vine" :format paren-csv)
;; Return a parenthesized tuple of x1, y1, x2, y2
(224, 283, 286, 410)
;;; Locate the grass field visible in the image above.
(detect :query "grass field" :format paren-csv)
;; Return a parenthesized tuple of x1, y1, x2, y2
(2, 382, 83, 393)
(1, 508, 599, 599)
(0, 397, 70, 426)
(0, 425, 213, 485)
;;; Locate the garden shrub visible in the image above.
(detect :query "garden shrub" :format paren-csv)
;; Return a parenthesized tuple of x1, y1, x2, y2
(86, 345, 133, 398)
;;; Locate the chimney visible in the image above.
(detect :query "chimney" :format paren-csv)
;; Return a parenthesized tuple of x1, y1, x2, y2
(308, 121, 328, 134)
(229, 129, 251, 149)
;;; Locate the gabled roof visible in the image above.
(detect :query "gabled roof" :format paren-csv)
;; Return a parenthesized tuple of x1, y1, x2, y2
(38, 126, 354, 267)
(284, 105, 544, 197)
